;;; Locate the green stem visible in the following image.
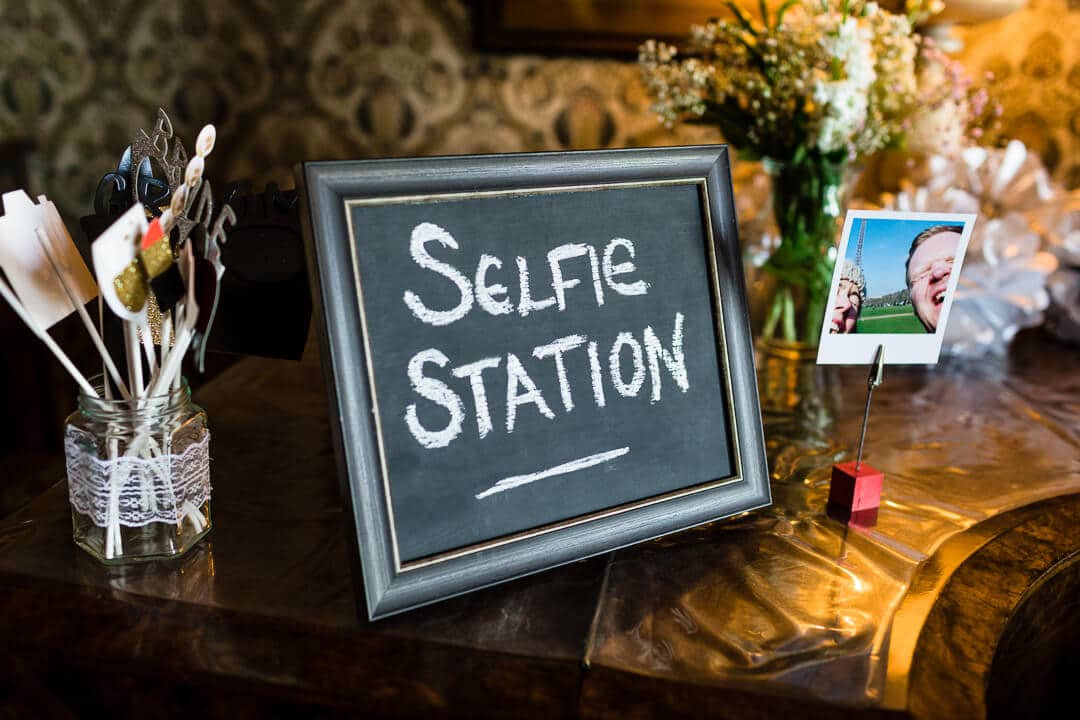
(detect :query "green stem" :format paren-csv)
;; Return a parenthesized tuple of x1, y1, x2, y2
(805, 293, 826, 347)
(782, 287, 797, 343)
(760, 152, 847, 348)
(763, 289, 784, 340)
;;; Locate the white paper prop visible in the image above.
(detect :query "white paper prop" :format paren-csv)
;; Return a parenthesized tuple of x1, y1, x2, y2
(1046, 268, 1080, 343)
(0, 191, 102, 397)
(884, 141, 1065, 356)
(91, 204, 149, 323)
(0, 190, 98, 328)
(943, 216, 1057, 355)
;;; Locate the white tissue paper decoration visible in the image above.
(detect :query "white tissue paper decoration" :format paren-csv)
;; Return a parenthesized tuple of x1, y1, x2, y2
(1043, 197, 1080, 344)
(885, 140, 1071, 355)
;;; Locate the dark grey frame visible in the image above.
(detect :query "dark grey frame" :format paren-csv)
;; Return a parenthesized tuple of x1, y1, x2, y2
(296, 146, 769, 620)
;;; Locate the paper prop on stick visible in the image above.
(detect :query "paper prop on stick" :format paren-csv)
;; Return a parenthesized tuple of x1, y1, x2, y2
(148, 186, 189, 312)
(0, 190, 102, 397)
(191, 203, 236, 372)
(140, 217, 170, 276)
(93, 163, 133, 216)
(157, 122, 230, 372)
(208, 182, 311, 360)
(129, 109, 187, 214)
(92, 204, 149, 323)
(35, 198, 133, 399)
(0, 190, 98, 329)
(147, 241, 200, 398)
(93, 142, 179, 215)
(78, 204, 123, 272)
(171, 125, 216, 252)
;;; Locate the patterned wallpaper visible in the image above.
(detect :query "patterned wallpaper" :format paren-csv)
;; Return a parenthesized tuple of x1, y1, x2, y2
(956, 0, 1080, 188)
(0, 0, 1076, 220)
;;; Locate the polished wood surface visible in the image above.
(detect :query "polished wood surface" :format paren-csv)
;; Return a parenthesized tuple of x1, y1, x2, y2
(908, 495, 1080, 720)
(0, 329, 1077, 718)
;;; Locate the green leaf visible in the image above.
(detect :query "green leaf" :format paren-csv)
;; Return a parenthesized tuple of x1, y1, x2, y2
(692, 98, 755, 149)
(732, 32, 765, 63)
(736, 147, 763, 162)
(782, 288, 797, 342)
(725, 1, 758, 35)
(762, 291, 784, 339)
(774, 0, 799, 29)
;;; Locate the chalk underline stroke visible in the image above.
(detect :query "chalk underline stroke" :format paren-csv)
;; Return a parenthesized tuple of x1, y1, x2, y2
(474, 447, 630, 500)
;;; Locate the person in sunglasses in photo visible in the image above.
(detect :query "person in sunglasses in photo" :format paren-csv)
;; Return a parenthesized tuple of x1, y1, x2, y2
(828, 260, 867, 334)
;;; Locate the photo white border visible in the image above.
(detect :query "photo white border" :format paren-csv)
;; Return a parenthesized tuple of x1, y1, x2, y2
(816, 209, 977, 365)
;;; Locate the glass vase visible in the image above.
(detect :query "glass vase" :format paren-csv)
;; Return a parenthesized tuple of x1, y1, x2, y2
(64, 378, 211, 564)
(756, 157, 849, 359)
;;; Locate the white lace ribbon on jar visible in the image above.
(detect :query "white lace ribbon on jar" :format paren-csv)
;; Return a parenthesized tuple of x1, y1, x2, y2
(65, 428, 211, 529)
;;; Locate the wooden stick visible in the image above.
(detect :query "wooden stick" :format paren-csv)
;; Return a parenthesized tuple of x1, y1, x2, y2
(149, 319, 192, 397)
(158, 311, 172, 390)
(150, 250, 198, 397)
(34, 227, 132, 400)
(140, 321, 158, 376)
(0, 274, 97, 397)
(170, 309, 183, 392)
(99, 297, 112, 400)
(125, 321, 144, 398)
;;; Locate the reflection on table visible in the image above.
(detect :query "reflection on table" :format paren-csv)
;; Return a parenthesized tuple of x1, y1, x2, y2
(0, 328, 1076, 718)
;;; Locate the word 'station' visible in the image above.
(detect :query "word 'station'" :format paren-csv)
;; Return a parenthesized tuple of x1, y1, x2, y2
(401, 222, 690, 450)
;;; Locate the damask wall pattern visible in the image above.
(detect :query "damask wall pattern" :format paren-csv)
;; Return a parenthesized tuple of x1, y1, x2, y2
(956, 0, 1080, 188)
(0, 0, 1076, 221)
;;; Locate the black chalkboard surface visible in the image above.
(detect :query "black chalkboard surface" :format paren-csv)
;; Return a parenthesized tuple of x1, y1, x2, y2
(299, 146, 769, 618)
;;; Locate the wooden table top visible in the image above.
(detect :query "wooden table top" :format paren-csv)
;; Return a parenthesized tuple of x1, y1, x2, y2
(1, 329, 1077, 719)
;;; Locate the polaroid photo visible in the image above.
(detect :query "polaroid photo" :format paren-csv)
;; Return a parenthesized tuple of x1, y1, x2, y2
(817, 210, 977, 365)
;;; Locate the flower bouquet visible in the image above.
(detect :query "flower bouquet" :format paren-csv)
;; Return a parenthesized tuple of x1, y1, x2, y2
(640, 1, 933, 351)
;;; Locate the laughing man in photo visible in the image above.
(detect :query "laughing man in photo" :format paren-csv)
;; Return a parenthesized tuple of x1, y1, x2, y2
(905, 225, 964, 333)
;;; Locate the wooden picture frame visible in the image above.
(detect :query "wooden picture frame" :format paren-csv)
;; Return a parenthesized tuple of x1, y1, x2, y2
(472, 0, 716, 55)
(297, 146, 769, 619)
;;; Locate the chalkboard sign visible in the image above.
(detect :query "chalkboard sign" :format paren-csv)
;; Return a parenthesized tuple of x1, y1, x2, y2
(298, 146, 769, 619)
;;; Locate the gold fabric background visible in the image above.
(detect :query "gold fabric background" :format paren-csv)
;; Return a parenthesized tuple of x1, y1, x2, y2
(0, 0, 1076, 218)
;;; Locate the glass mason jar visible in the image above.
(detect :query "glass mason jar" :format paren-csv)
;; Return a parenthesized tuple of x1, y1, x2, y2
(64, 378, 211, 564)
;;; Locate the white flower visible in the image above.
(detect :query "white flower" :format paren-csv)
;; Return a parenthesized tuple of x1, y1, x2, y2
(821, 16, 876, 91)
(812, 16, 876, 152)
(814, 80, 869, 152)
